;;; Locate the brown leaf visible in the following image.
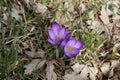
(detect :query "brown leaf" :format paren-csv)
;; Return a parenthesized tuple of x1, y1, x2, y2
(100, 62, 110, 75)
(100, 6, 110, 25)
(11, 8, 21, 20)
(11, 4, 22, 20)
(72, 63, 85, 73)
(64, 59, 120, 80)
(24, 59, 46, 74)
(35, 3, 47, 14)
(22, 41, 45, 58)
(25, 49, 45, 58)
(24, 0, 30, 4)
(100, 60, 120, 78)
(64, 62, 99, 80)
(46, 60, 57, 80)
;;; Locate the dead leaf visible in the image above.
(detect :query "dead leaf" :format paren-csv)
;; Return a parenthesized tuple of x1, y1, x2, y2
(100, 60, 120, 78)
(24, 59, 46, 74)
(64, 62, 99, 80)
(72, 63, 84, 73)
(113, 43, 120, 56)
(25, 49, 45, 58)
(64, 60, 120, 80)
(63, 73, 79, 80)
(24, 0, 30, 4)
(35, 3, 47, 14)
(55, 10, 63, 23)
(110, 60, 120, 69)
(100, 62, 110, 75)
(21, 42, 29, 49)
(11, 7, 21, 20)
(46, 60, 57, 80)
(21, 41, 45, 58)
(79, 3, 86, 13)
(112, 14, 120, 21)
(100, 6, 110, 25)
(3, 13, 8, 20)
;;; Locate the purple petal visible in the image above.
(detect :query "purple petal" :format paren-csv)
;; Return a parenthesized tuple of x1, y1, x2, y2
(56, 40, 61, 45)
(66, 33, 71, 39)
(59, 28, 66, 39)
(64, 44, 79, 54)
(64, 48, 80, 58)
(60, 33, 71, 49)
(74, 40, 84, 49)
(47, 38, 56, 45)
(48, 29, 56, 41)
(65, 39, 76, 47)
(71, 48, 80, 55)
(52, 22, 61, 35)
(61, 39, 68, 49)
(64, 52, 74, 58)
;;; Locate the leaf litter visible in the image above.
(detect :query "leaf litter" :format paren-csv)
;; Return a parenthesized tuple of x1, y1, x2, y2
(24, 59, 46, 75)
(64, 60, 120, 80)
(46, 60, 57, 80)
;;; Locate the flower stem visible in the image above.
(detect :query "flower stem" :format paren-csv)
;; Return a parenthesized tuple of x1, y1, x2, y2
(56, 46, 59, 59)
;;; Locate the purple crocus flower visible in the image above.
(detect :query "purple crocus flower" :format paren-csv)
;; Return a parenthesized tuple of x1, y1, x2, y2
(63, 39, 84, 58)
(61, 35, 71, 49)
(47, 22, 70, 45)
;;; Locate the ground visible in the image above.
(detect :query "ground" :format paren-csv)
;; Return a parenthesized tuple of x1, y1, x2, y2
(0, 0, 120, 80)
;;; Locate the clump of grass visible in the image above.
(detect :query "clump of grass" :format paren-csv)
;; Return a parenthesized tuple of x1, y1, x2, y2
(0, 41, 18, 78)
(71, 0, 107, 61)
